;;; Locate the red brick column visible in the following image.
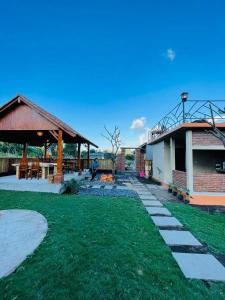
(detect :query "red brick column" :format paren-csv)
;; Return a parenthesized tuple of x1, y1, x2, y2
(135, 149, 144, 173)
(116, 149, 125, 171)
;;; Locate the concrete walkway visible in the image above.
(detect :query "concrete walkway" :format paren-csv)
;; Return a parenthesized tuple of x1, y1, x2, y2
(131, 179, 225, 282)
(0, 209, 48, 279)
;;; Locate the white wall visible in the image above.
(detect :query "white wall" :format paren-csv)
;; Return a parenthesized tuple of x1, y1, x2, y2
(152, 140, 175, 184)
(152, 142, 165, 181)
(145, 145, 153, 160)
(164, 141, 171, 183)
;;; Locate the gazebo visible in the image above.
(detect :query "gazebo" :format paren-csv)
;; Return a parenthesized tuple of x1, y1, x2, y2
(0, 94, 98, 183)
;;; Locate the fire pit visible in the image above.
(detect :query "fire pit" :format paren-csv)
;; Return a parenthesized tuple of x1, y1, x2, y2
(100, 174, 113, 183)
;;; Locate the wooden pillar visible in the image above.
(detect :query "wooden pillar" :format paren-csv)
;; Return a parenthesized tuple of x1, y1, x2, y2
(77, 142, 81, 172)
(87, 144, 90, 168)
(54, 130, 64, 183)
(44, 143, 47, 159)
(22, 143, 27, 158)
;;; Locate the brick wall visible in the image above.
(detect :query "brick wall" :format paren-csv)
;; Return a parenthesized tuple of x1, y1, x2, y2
(135, 149, 145, 172)
(172, 170, 187, 189)
(194, 173, 225, 192)
(192, 131, 223, 146)
(116, 149, 125, 171)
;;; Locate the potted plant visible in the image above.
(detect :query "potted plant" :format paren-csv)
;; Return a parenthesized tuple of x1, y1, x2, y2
(168, 183, 173, 193)
(172, 184, 178, 196)
(177, 188, 184, 201)
(184, 189, 190, 204)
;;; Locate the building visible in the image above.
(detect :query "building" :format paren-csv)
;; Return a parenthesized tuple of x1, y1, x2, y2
(148, 95, 225, 206)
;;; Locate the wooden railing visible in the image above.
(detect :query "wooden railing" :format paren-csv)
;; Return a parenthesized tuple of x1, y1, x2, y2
(0, 158, 113, 175)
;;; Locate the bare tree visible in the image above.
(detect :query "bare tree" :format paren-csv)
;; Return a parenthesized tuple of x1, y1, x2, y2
(102, 126, 121, 176)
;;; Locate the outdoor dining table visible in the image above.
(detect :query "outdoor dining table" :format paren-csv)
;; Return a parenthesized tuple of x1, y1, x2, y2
(12, 162, 57, 180)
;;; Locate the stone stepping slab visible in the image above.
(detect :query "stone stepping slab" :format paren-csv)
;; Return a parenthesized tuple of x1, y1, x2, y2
(172, 253, 225, 282)
(146, 207, 171, 216)
(91, 185, 102, 189)
(137, 191, 151, 195)
(116, 186, 129, 190)
(151, 216, 183, 228)
(133, 188, 149, 193)
(159, 230, 202, 246)
(142, 200, 163, 207)
(103, 185, 113, 190)
(139, 195, 156, 200)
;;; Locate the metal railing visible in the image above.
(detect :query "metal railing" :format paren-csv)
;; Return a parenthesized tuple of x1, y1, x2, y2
(149, 99, 225, 142)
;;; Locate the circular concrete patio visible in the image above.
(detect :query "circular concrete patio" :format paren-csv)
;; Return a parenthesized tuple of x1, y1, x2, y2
(0, 209, 48, 279)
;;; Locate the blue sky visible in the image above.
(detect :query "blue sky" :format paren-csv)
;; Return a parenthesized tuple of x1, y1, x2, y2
(1, 0, 225, 149)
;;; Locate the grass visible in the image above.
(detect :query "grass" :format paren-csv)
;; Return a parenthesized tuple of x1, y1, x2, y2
(0, 190, 224, 299)
(165, 201, 225, 254)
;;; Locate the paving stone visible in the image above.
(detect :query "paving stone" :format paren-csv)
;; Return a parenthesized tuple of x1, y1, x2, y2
(0, 210, 48, 279)
(146, 207, 171, 216)
(142, 200, 163, 207)
(139, 194, 156, 200)
(172, 253, 225, 281)
(137, 191, 151, 195)
(159, 230, 202, 246)
(92, 185, 102, 189)
(151, 216, 183, 227)
(116, 186, 129, 190)
(103, 185, 113, 190)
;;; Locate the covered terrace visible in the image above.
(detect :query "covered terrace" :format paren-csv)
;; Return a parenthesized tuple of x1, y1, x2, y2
(0, 94, 98, 184)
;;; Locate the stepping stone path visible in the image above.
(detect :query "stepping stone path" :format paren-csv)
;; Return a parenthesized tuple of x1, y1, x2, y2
(159, 230, 202, 246)
(151, 216, 183, 228)
(172, 253, 225, 282)
(139, 194, 157, 200)
(131, 180, 225, 282)
(146, 207, 172, 216)
(142, 200, 163, 207)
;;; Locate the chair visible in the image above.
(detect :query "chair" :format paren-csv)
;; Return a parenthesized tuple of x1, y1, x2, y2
(63, 160, 75, 174)
(18, 158, 28, 179)
(30, 158, 41, 179)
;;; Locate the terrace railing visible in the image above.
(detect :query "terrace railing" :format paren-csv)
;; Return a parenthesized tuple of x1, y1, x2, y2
(149, 99, 225, 142)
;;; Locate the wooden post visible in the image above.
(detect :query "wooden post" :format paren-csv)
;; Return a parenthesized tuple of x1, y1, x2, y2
(87, 143, 90, 169)
(54, 130, 64, 183)
(77, 143, 81, 173)
(44, 143, 47, 159)
(22, 143, 27, 158)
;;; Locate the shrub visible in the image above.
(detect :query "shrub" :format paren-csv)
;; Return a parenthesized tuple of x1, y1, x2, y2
(59, 179, 81, 194)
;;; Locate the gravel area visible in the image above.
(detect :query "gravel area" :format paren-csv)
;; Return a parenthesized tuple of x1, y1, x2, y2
(79, 187, 137, 198)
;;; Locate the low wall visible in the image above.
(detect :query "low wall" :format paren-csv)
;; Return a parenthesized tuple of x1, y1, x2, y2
(194, 173, 225, 192)
(0, 158, 113, 175)
(172, 170, 187, 189)
(0, 158, 20, 175)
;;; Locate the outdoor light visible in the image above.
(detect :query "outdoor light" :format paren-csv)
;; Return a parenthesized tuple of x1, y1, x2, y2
(181, 92, 188, 102)
(37, 131, 44, 137)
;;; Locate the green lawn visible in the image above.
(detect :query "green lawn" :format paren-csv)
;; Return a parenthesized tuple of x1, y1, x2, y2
(165, 202, 225, 254)
(0, 190, 225, 300)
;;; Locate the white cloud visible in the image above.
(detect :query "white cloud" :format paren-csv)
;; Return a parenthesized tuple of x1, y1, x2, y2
(130, 117, 146, 129)
(138, 133, 146, 145)
(166, 48, 176, 62)
(138, 127, 150, 145)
